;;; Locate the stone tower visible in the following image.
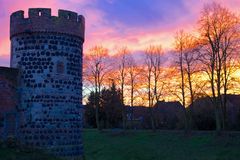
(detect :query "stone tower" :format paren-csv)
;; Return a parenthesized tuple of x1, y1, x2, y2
(10, 8, 84, 159)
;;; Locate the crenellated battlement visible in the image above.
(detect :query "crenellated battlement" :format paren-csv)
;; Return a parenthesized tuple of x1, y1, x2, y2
(8, 8, 85, 159)
(10, 8, 85, 40)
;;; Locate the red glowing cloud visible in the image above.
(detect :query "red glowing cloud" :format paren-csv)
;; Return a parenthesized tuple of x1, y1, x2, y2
(0, 0, 240, 65)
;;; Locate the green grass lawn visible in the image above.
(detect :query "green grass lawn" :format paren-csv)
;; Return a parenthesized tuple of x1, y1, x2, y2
(83, 129, 240, 160)
(1, 130, 240, 160)
(0, 148, 59, 160)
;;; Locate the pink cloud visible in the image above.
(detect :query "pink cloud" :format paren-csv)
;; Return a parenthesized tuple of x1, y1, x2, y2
(83, 0, 240, 54)
(0, 0, 240, 66)
(0, 0, 105, 65)
(0, 54, 10, 67)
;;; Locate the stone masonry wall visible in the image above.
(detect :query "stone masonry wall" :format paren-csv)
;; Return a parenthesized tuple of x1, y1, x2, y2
(10, 8, 84, 40)
(10, 8, 84, 159)
(0, 67, 19, 139)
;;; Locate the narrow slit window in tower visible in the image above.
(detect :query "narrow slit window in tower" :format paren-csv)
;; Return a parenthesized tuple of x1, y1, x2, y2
(56, 61, 64, 74)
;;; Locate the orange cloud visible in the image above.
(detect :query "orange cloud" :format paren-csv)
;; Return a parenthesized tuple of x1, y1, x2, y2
(1, 0, 240, 66)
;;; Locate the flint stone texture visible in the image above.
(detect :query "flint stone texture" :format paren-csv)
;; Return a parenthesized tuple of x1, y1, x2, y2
(8, 8, 85, 159)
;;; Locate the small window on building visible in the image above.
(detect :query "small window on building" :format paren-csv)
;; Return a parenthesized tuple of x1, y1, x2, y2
(56, 61, 64, 74)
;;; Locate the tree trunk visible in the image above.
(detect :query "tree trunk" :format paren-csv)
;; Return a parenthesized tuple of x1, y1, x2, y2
(95, 104, 100, 130)
(95, 84, 101, 131)
(222, 58, 228, 130)
(215, 103, 222, 135)
(222, 88, 227, 130)
(149, 107, 156, 132)
(122, 106, 126, 130)
(121, 80, 126, 130)
(180, 52, 189, 134)
(211, 72, 222, 135)
(187, 67, 194, 131)
(148, 77, 155, 132)
(130, 80, 134, 129)
(217, 53, 223, 132)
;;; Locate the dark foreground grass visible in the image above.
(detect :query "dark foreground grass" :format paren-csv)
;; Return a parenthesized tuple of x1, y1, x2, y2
(1, 130, 240, 160)
(83, 129, 240, 160)
(0, 147, 59, 160)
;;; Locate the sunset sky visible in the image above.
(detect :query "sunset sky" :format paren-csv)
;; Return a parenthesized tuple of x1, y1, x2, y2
(0, 0, 240, 66)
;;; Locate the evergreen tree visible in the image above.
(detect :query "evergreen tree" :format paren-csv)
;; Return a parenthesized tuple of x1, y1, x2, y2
(85, 82, 123, 128)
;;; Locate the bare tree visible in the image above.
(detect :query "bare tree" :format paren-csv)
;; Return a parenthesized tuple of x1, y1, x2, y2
(179, 31, 200, 131)
(144, 45, 163, 131)
(84, 45, 109, 130)
(183, 35, 199, 107)
(198, 2, 240, 133)
(152, 46, 164, 103)
(127, 54, 140, 129)
(220, 16, 239, 130)
(116, 47, 130, 130)
(174, 30, 189, 133)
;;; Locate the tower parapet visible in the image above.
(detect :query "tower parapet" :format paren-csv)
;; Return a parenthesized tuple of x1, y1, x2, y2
(10, 8, 84, 159)
(10, 8, 85, 40)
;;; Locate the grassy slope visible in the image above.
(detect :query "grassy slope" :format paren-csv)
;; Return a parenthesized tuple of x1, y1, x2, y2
(83, 130, 240, 160)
